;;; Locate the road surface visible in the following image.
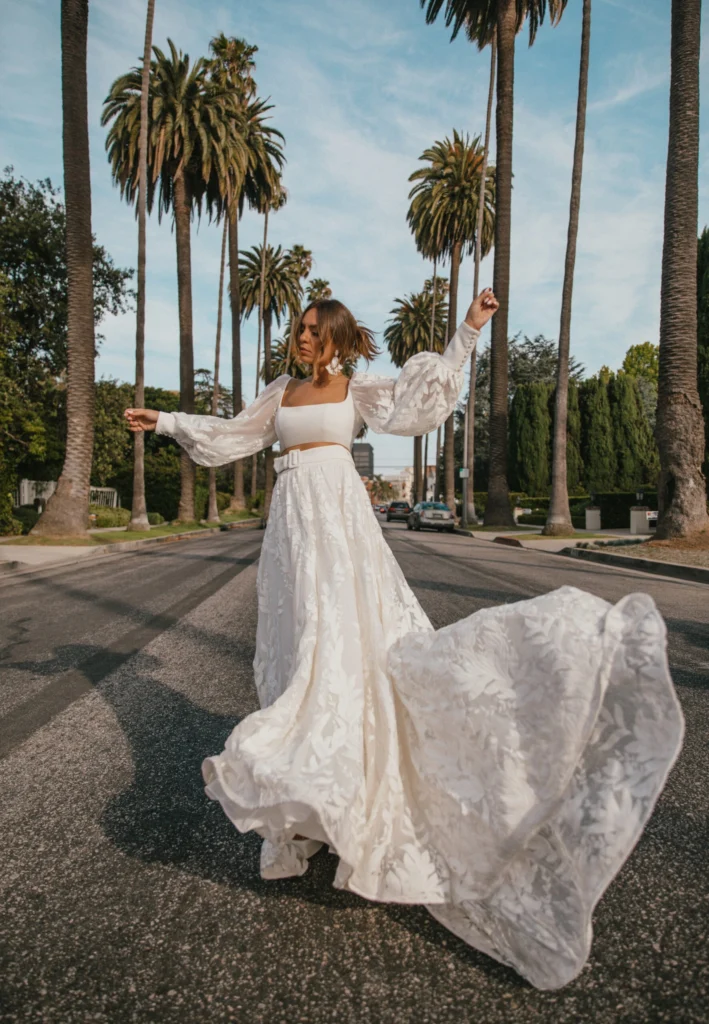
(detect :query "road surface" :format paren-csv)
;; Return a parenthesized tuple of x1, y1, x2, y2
(1, 520, 706, 1023)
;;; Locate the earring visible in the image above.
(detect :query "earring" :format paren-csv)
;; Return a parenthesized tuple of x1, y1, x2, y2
(326, 354, 343, 376)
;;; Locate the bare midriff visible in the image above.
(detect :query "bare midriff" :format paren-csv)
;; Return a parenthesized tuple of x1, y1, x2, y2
(281, 441, 350, 454)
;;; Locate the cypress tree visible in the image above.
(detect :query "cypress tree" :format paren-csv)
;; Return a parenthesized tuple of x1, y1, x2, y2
(566, 381, 584, 492)
(580, 375, 617, 492)
(608, 372, 659, 489)
(509, 382, 552, 495)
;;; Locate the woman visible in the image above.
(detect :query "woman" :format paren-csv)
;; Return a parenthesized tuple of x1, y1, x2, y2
(125, 292, 683, 991)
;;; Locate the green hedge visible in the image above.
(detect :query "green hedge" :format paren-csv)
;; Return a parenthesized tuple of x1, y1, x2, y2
(12, 506, 40, 534)
(89, 504, 130, 528)
(518, 513, 586, 529)
(148, 512, 165, 525)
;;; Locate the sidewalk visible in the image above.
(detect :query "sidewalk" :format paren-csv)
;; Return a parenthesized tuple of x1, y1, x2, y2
(459, 526, 637, 554)
(0, 519, 261, 580)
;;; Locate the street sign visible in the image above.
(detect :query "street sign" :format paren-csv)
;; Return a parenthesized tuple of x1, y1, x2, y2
(459, 468, 470, 478)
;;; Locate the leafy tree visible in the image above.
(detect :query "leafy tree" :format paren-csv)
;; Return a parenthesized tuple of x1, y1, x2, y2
(508, 333, 584, 392)
(92, 379, 133, 487)
(564, 381, 584, 493)
(0, 170, 133, 376)
(622, 341, 659, 384)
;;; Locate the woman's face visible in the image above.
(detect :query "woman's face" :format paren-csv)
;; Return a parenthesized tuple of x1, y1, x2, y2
(297, 308, 321, 366)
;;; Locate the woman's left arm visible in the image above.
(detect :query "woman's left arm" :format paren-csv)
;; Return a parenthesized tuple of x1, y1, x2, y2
(350, 289, 499, 437)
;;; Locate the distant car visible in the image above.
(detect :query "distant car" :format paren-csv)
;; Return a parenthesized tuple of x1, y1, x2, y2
(407, 501, 455, 533)
(386, 501, 412, 522)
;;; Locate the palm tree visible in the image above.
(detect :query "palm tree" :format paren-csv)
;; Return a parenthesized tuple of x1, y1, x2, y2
(209, 35, 284, 510)
(207, 217, 228, 524)
(33, 0, 95, 538)
(385, 288, 448, 501)
(127, 0, 156, 533)
(656, 0, 708, 538)
(463, 29, 496, 527)
(103, 41, 248, 522)
(422, 0, 568, 527)
(424, 268, 449, 499)
(289, 245, 313, 283)
(408, 130, 495, 511)
(240, 242, 303, 512)
(306, 278, 332, 302)
(543, 0, 591, 536)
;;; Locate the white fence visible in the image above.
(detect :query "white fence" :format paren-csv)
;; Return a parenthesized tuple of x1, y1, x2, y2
(12, 480, 120, 509)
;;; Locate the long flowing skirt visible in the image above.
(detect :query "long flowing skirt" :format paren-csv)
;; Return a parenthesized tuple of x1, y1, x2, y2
(202, 446, 684, 990)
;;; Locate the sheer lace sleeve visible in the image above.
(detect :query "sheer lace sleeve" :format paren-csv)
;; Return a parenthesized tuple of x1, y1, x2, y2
(155, 375, 290, 467)
(349, 321, 479, 436)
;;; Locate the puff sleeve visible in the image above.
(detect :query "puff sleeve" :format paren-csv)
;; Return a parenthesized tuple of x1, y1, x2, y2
(348, 321, 479, 436)
(155, 375, 290, 467)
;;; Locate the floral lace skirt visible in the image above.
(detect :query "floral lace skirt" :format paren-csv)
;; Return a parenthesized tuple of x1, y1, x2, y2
(202, 446, 684, 990)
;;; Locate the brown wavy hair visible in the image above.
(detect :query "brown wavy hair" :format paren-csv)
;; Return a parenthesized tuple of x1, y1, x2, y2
(290, 299, 379, 386)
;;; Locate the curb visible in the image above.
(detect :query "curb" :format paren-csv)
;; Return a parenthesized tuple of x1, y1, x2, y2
(560, 545, 709, 585)
(0, 518, 262, 582)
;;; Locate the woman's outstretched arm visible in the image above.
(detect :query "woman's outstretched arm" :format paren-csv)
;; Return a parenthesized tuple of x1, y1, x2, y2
(350, 289, 498, 437)
(124, 375, 290, 467)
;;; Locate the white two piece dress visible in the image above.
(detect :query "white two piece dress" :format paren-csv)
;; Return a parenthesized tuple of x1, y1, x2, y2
(155, 320, 684, 990)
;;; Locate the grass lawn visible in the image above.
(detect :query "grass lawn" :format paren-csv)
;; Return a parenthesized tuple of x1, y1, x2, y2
(219, 510, 261, 523)
(94, 522, 210, 543)
(2, 515, 262, 547)
(522, 532, 607, 541)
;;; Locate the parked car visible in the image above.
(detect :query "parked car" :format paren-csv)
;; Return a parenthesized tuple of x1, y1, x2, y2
(386, 501, 412, 522)
(407, 501, 455, 533)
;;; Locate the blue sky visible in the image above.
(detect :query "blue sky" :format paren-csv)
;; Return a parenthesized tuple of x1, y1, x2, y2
(1, 0, 707, 475)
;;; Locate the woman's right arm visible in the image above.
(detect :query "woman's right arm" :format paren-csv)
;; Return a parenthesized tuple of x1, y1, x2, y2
(124, 375, 290, 467)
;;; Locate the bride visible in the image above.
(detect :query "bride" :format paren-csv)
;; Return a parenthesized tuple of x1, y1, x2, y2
(125, 289, 683, 991)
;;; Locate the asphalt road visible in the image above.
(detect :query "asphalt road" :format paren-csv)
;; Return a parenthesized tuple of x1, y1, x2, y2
(0, 520, 706, 1024)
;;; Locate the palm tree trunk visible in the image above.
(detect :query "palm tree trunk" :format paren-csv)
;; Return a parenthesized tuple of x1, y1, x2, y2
(544, 0, 591, 537)
(252, 207, 269, 502)
(423, 433, 429, 500)
(656, 0, 708, 538)
(444, 241, 462, 512)
(33, 0, 95, 538)
(228, 209, 245, 510)
(413, 435, 423, 502)
(208, 217, 228, 523)
(173, 166, 196, 522)
(464, 30, 497, 528)
(435, 427, 442, 499)
(128, 0, 156, 533)
(484, 0, 516, 528)
(422, 256, 438, 508)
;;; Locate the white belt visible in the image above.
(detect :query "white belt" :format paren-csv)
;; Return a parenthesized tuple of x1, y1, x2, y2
(274, 446, 354, 474)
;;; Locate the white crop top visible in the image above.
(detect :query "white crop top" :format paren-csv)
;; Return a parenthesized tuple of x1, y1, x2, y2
(275, 387, 357, 450)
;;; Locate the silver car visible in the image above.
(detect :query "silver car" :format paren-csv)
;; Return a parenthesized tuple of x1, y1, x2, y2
(407, 501, 455, 533)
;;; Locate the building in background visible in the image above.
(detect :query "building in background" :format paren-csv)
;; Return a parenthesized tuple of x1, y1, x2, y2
(352, 442, 374, 479)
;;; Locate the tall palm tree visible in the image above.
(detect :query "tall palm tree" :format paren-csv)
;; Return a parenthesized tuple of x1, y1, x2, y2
(207, 217, 228, 524)
(463, 29, 496, 527)
(385, 288, 448, 502)
(425, 271, 450, 499)
(33, 0, 95, 538)
(289, 245, 313, 283)
(240, 241, 303, 512)
(306, 278, 332, 302)
(103, 41, 248, 522)
(656, 0, 708, 538)
(209, 35, 285, 510)
(422, 0, 568, 526)
(127, 0, 156, 532)
(544, 0, 591, 536)
(408, 130, 495, 511)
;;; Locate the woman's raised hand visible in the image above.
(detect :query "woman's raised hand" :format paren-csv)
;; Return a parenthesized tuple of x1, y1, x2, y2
(124, 408, 159, 432)
(464, 287, 500, 331)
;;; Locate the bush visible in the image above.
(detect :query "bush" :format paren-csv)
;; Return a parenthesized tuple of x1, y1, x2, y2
(147, 511, 164, 525)
(246, 490, 264, 512)
(1, 516, 24, 536)
(12, 505, 40, 534)
(217, 490, 231, 512)
(89, 504, 130, 528)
